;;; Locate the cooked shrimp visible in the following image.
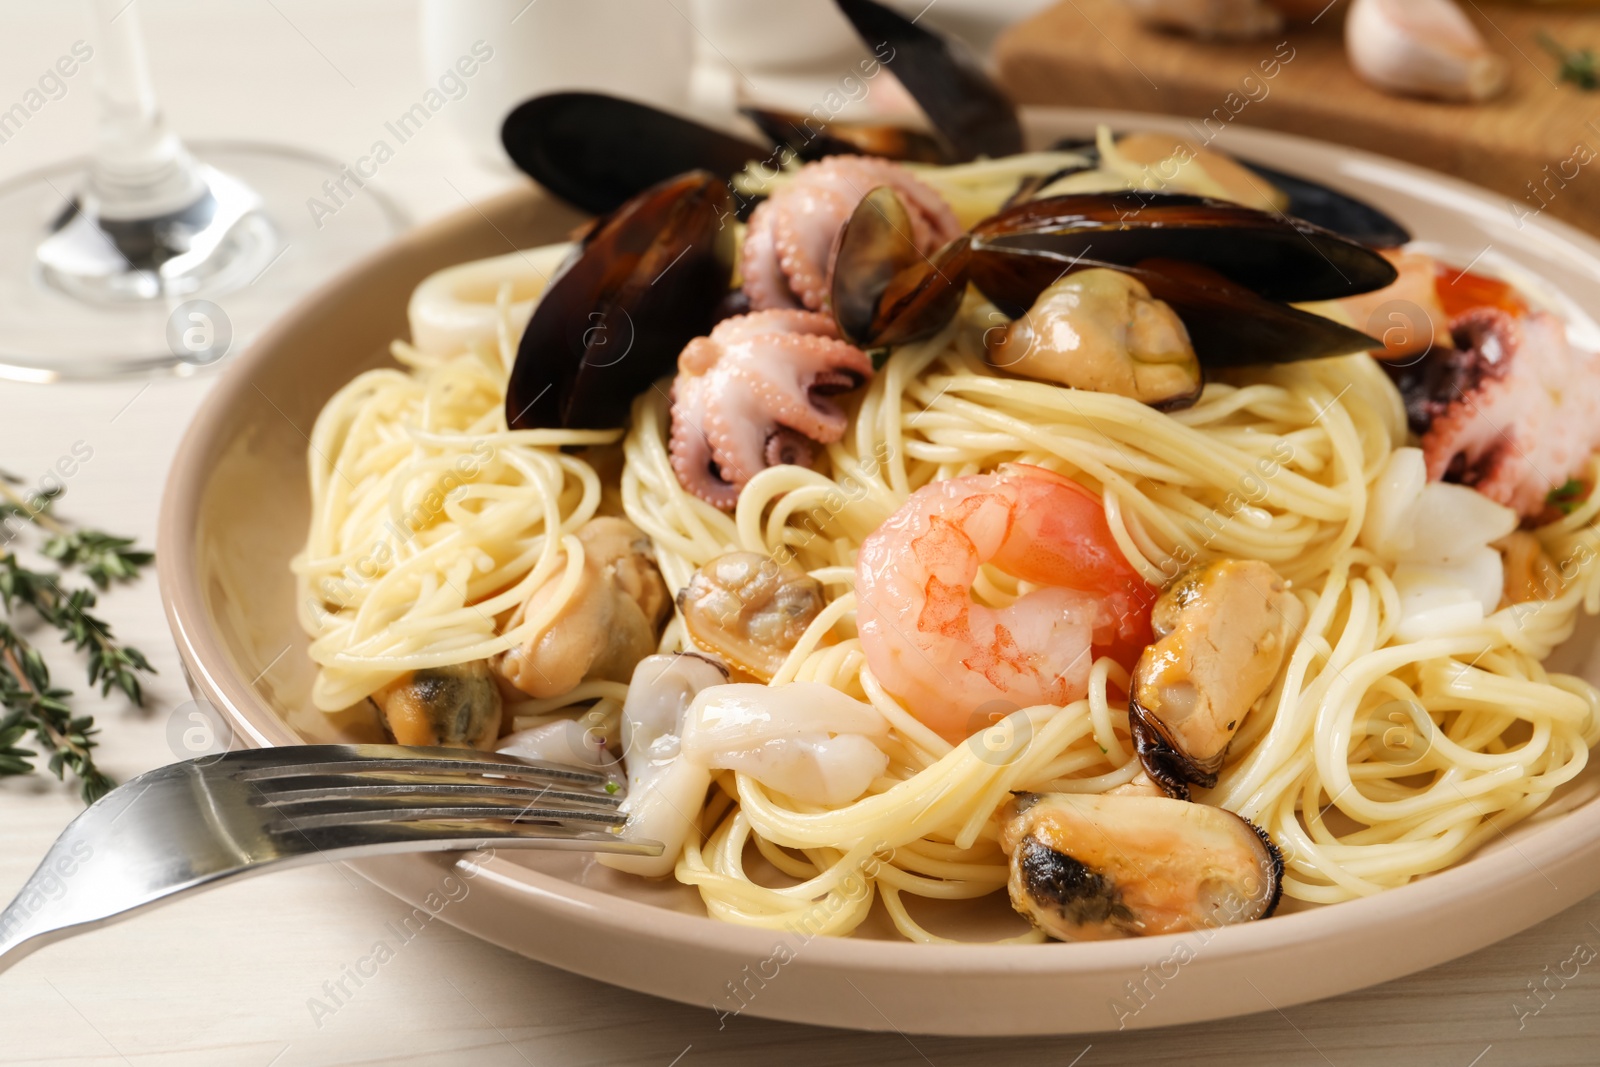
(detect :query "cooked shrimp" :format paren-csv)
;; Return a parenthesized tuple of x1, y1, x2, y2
(855, 464, 1156, 742)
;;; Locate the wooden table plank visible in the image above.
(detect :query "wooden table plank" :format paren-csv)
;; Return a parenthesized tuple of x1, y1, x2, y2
(995, 0, 1600, 233)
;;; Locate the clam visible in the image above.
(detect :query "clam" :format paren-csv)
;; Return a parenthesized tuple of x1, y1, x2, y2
(371, 660, 503, 750)
(677, 552, 826, 681)
(504, 171, 735, 431)
(1000, 791, 1283, 940)
(496, 518, 672, 699)
(1129, 559, 1304, 799)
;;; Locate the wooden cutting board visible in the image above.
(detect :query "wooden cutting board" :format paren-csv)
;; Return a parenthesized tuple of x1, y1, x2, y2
(994, 0, 1600, 233)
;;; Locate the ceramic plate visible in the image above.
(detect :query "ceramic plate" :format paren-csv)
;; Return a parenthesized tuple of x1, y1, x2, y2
(157, 108, 1600, 1035)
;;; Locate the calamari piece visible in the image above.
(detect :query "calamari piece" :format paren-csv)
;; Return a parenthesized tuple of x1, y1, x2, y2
(497, 518, 670, 699)
(497, 719, 613, 770)
(741, 155, 960, 312)
(668, 310, 874, 509)
(406, 244, 572, 356)
(600, 653, 729, 877)
(1387, 310, 1600, 517)
(680, 682, 890, 807)
(1000, 791, 1282, 940)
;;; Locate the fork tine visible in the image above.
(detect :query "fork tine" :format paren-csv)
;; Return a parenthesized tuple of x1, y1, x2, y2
(225, 744, 614, 788)
(264, 795, 628, 831)
(247, 773, 621, 810)
(279, 819, 663, 856)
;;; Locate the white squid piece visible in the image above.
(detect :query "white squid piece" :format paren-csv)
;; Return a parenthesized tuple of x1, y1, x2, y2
(680, 683, 891, 808)
(599, 653, 728, 878)
(405, 243, 573, 356)
(1359, 447, 1518, 639)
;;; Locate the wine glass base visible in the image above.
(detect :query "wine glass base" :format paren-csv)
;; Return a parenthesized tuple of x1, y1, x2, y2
(0, 141, 408, 382)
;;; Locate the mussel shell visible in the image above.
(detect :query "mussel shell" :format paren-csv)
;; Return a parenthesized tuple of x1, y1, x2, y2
(973, 192, 1398, 303)
(967, 250, 1384, 365)
(1127, 693, 1225, 801)
(505, 171, 735, 430)
(742, 107, 949, 165)
(502, 92, 766, 216)
(831, 185, 973, 348)
(835, 0, 1024, 162)
(1049, 137, 1411, 248)
(1239, 159, 1410, 249)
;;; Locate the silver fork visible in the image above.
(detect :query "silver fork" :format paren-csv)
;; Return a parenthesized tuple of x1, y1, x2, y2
(0, 744, 658, 972)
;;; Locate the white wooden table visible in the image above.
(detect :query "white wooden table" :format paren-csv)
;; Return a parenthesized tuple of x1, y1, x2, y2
(1, 2, 1597, 1064)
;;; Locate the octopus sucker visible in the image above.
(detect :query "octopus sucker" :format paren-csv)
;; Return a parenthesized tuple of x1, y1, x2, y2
(668, 310, 874, 509)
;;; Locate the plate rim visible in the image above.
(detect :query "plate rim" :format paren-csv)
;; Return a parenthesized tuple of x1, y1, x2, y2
(156, 105, 1600, 1035)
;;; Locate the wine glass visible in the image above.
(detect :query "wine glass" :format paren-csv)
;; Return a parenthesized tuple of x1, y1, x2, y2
(0, 0, 405, 381)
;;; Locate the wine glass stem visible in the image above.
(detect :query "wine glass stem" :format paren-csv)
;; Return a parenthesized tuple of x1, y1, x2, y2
(87, 0, 204, 220)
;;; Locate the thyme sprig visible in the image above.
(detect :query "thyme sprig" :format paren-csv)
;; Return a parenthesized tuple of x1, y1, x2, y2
(0, 475, 153, 802)
(1539, 31, 1600, 91)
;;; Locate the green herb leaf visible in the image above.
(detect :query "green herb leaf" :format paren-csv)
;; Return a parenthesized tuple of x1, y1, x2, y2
(1547, 477, 1589, 515)
(0, 509, 154, 803)
(42, 529, 154, 589)
(1539, 31, 1600, 91)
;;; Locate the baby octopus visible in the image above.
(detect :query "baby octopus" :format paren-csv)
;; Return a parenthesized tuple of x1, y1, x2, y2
(669, 310, 874, 509)
(741, 155, 962, 312)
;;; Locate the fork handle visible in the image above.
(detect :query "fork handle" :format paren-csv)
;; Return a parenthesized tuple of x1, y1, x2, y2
(0, 829, 660, 975)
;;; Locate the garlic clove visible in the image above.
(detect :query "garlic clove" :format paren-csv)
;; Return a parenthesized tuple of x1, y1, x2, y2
(1345, 0, 1508, 103)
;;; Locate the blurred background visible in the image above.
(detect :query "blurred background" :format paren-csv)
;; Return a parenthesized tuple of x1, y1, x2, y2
(3, 0, 1595, 382)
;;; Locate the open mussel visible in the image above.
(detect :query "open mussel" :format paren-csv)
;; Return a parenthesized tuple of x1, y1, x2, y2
(833, 0, 1024, 162)
(830, 184, 972, 348)
(501, 93, 766, 217)
(742, 106, 947, 165)
(969, 252, 1384, 367)
(832, 187, 1390, 365)
(500, 0, 1023, 214)
(505, 171, 734, 431)
(1049, 132, 1410, 248)
(1240, 158, 1411, 248)
(971, 192, 1398, 303)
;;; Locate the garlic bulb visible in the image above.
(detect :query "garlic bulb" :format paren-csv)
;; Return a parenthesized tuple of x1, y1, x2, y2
(1345, 0, 1507, 103)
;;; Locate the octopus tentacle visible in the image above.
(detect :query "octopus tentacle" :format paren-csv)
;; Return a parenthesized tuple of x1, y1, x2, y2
(739, 204, 801, 312)
(742, 156, 962, 313)
(667, 311, 874, 509)
(1390, 307, 1600, 517)
(668, 373, 739, 510)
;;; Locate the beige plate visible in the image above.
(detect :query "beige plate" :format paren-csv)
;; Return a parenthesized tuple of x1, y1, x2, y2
(158, 108, 1600, 1035)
